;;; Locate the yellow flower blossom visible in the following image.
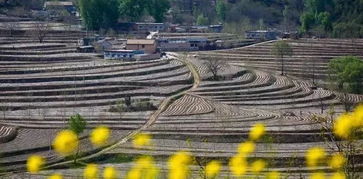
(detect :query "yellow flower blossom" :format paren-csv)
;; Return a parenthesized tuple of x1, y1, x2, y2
(90, 126, 110, 147)
(237, 141, 255, 155)
(26, 155, 45, 174)
(329, 153, 346, 170)
(126, 168, 141, 179)
(133, 133, 152, 148)
(84, 164, 99, 179)
(333, 113, 354, 139)
(47, 173, 63, 179)
(249, 123, 266, 141)
(205, 160, 221, 178)
(331, 172, 346, 179)
(229, 154, 247, 176)
(251, 159, 266, 173)
(52, 130, 79, 155)
(266, 171, 281, 179)
(352, 104, 363, 127)
(305, 147, 326, 167)
(168, 151, 193, 179)
(103, 166, 118, 179)
(127, 156, 159, 179)
(310, 172, 325, 179)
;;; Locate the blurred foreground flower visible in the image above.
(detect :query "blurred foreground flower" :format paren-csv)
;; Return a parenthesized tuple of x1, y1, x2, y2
(237, 141, 255, 155)
(205, 160, 221, 178)
(84, 164, 99, 179)
(266, 171, 281, 179)
(310, 172, 325, 179)
(48, 173, 63, 179)
(26, 155, 45, 174)
(333, 113, 354, 139)
(331, 172, 346, 179)
(103, 166, 118, 179)
(329, 153, 346, 170)
(229, 154, 247, 176)
(249, 123, 265, 141)
(133, 133, 152, 148)
(352, 104, 363, 127)
(127, 156, 159, 179)
(90, 126, 110, 147)
(168, 151, 193, 179)
(53, 129, 79, 155)
(305, 147, 326, 167)
(251, 159, 266, 173)
(333, 104, 363, 139)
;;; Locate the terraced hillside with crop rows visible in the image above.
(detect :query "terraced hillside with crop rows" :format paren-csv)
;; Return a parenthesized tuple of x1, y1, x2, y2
(1, 35, 362, 178)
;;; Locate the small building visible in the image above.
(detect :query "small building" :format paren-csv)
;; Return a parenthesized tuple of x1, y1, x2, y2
(126, 39, 157, 54)
(157, 37, 208, 52)
(104, 50, 144, 60)
(209, 25, 223, 33)
(189, 26, 209, 33)
(77, 46, 95, 53)
(134, 23, 166, 32)
(43, 1, 77, 16)
(245, 30, 279, 40)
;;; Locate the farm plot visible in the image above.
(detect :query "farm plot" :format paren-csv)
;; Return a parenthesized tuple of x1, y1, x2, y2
(1, 35, 363, 177)
(102, 47, 362, 174)
(198, 38, 363, 81)
(0, 33, 193, 172)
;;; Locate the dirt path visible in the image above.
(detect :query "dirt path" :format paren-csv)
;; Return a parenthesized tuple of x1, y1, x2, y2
(45, 53, 201, 169)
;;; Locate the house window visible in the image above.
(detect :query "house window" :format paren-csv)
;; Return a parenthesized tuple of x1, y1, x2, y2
(142, 45, 145, 48)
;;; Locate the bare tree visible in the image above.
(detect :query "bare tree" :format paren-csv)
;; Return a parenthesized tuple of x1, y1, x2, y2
(33, 22, 50, 43)
(203, 58, 227, 80)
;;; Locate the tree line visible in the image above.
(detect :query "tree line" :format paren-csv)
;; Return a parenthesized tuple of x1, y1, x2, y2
(170, 0, 362, 38)
(78, 0, 170, 30)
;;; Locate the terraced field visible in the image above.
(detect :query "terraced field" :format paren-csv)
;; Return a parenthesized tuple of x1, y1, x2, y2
(1, 36, 362, 178)
(0, 32, 193, 173)
(198, 39, 363, 81)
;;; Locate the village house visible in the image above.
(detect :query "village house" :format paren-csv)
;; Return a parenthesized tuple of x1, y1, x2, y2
(43, 1, 77, 16)
(245, 30, 279, 40)
(126, 39, 157, 54)
(134, 23, 167, 32)
(104, 50, 144, 60)
(157, 37, 209, 52)
(115, 22, 167, 33)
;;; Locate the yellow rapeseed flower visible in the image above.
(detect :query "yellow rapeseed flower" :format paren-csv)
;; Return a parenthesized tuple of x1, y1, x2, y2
(47, 173, 63, 179)
(266, 171, 281, 179)
(305, 147, 326, 167)
(168, 151, 192, 179)
(84, 164, 99, 179)
(249, 123, 266, 141)
(237, 141, 255, 155)
(352, 104, 363, 127)
(333, 113, 354, 139)
(52, 129, 79, 155)
(329, 153, 346, 170)
(205, 160, 221, 178)
(133, 133, 152, 148)
(251, 159, 266, 173)
(127, 156, 159, 179)
(310, 172, 325, 179)
(90, 126, 110, 147)
(331, 172, 346, 179)
(26, 155, 45, 174)
(103, 166, 118, 179)
(229, 154, 247, 177)
(126, 168, 141, 179)
(168, 151, 193, 168)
